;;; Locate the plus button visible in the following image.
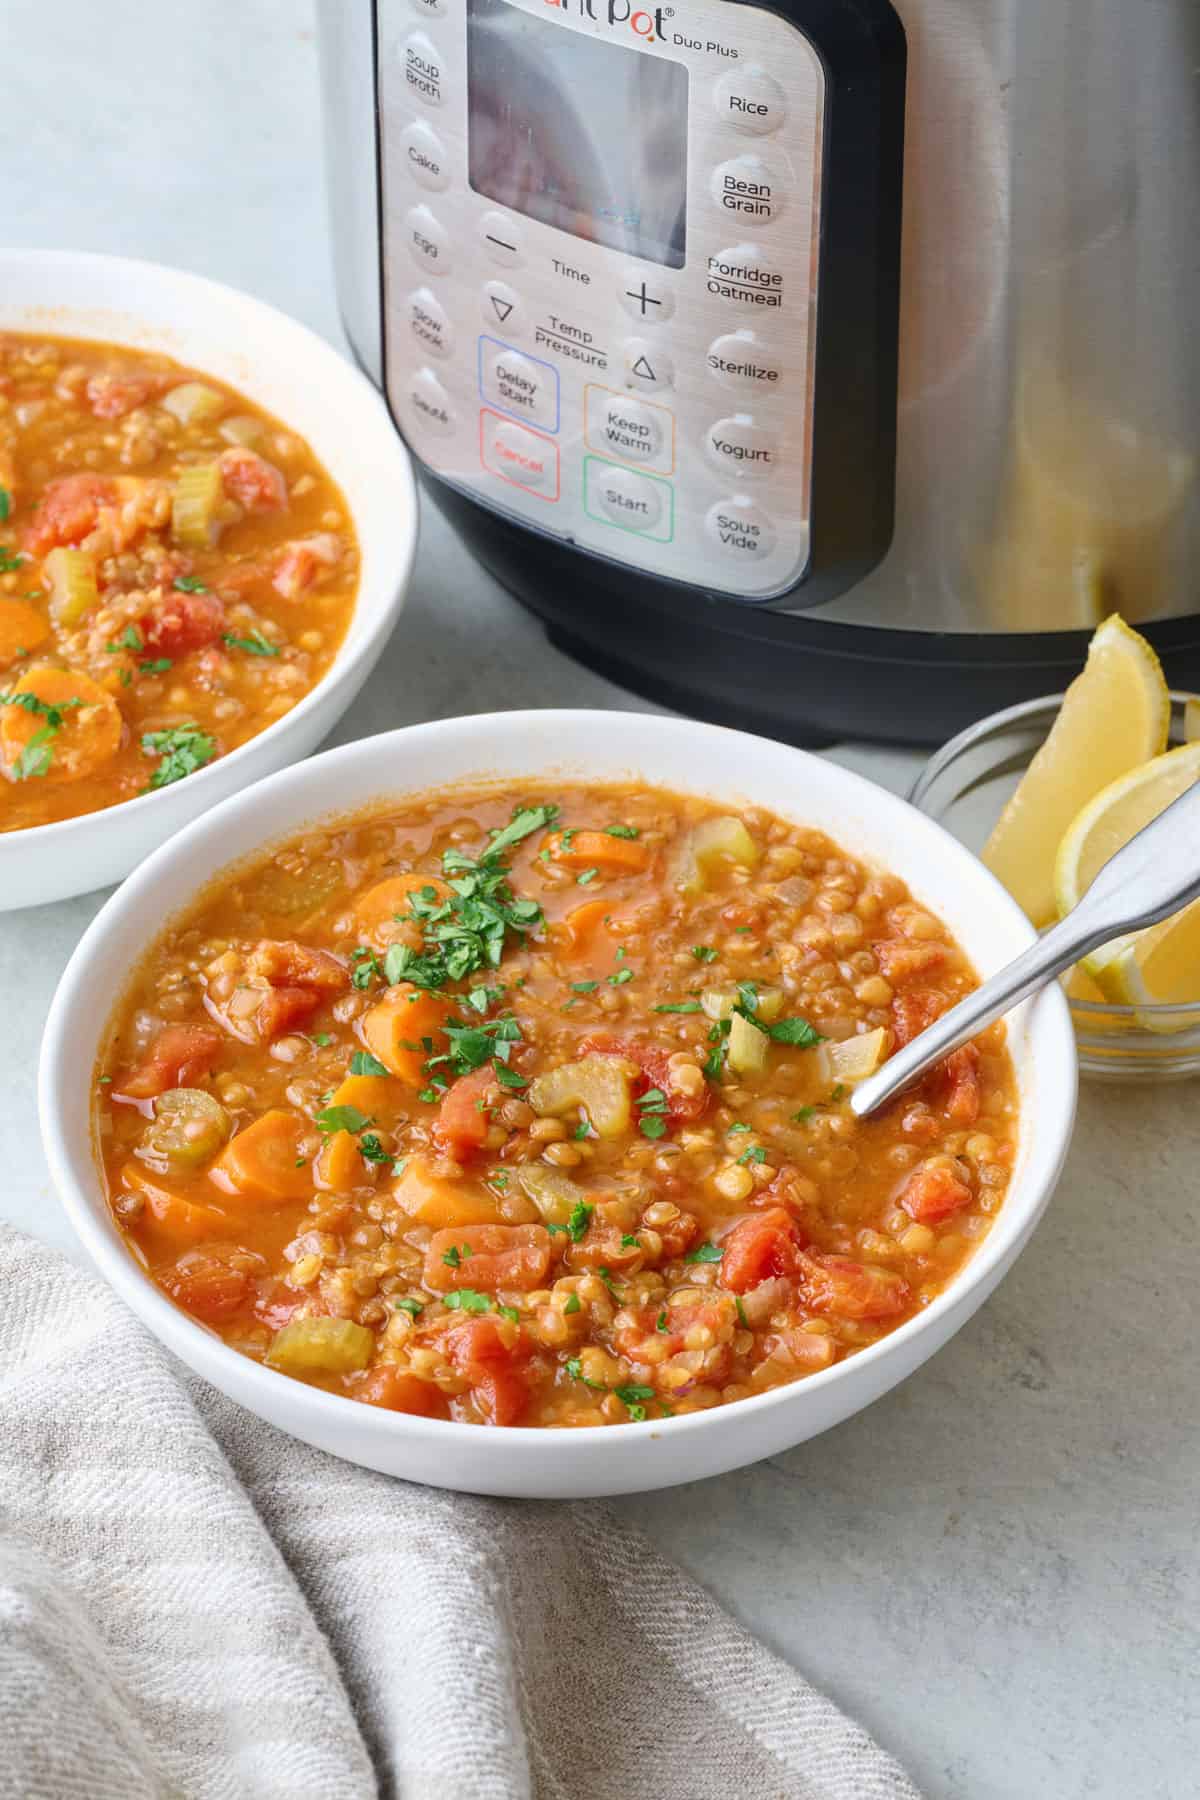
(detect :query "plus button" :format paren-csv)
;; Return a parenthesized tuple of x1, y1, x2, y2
(619, 273, 675, 324)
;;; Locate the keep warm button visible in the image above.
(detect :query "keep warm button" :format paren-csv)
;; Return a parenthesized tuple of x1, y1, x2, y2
(704, 415, 779, 479)
(479, 336, 559, 432)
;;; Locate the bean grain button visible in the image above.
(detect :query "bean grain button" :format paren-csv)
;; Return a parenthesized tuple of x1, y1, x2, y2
(704, 416, 779, 478)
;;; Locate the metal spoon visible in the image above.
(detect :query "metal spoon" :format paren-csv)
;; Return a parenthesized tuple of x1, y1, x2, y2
(851, 777, 1200, 1118)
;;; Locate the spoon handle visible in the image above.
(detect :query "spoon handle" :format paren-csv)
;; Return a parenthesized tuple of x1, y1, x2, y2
(851, 777, 1200, 1118)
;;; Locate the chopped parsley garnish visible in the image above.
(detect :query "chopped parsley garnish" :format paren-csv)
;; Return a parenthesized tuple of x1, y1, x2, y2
(141, 724, 216, 789)
(443, 1289, 490, 1313)
(563, 1292, 582, 1316)
(223, 631, 279, 657)
(606, 824, 639, 839)
(691, 945, 718, 964)
(173, 576, 208, 593)
(359, 1133, 389, 1164)
(576, 868, 599, 886)
(685, 1242, 724, 1264)
(395, 1296, 423, 1318)
(314, 1103, 374, 1135)
(737, 1144, 767, 1166)
(636, 1086, 670, 1141)
(350, 1050, 389, 1078)
(654, 1000, 702, 1014)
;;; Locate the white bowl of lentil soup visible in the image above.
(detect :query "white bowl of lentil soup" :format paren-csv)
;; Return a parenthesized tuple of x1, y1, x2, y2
(0, 249, 416, 907)
(41, 711, 1078, 1497)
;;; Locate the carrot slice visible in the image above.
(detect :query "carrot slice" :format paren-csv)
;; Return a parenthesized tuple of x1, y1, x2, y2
(354, 873, 452, 945)
(121, 1161, 229, 1243)
(208, 1110, 312, 1203)
(0, 599, 49, 668)
(544, 829, 650, 873)
(0, 664, 122, 782)
(360, 983, 449, 1084)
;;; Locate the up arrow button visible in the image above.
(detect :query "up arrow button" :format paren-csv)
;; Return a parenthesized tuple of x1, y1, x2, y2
(482, 280, 521, 336)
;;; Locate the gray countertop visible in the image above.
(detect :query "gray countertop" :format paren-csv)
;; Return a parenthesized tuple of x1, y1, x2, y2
(5, 6, 1196, 1796)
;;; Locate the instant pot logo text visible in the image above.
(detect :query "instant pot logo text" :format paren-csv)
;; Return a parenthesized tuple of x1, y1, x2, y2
(543, 0, 674, 44)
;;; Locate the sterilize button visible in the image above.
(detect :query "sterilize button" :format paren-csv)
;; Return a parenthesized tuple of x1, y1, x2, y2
(622, 338, 675, 392)
(405, 205, 450, 275)
(705, 496, 777, 561)
(482, 280, 522, 335)
(619, 272, 676, 324)
(706, 330, 783, 393)
(400, 120, 450, 192)
(704, 415, 779, 478)
(408, 287, 452, 358)
(710, 154, 785, 225)
(408, 368, 454, 435)
(402, 32, 444, 106)
(479, 212, 522, 267)
(714, 66, 788, 136)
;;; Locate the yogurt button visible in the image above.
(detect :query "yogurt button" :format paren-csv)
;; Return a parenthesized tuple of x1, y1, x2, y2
(705, 497, 777, 561)
(704, 415, 780, 478)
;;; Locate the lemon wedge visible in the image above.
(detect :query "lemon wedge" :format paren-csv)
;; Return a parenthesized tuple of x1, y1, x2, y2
(1186, 696, 1200, 745)
(1053, 741, 1200, 1026)
(981, 615, 1170, 925)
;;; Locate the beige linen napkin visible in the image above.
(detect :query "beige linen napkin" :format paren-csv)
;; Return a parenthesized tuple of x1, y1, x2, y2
(0, 1227, 922, 1800)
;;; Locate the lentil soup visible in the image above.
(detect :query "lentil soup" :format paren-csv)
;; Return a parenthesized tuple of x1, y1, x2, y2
(0, 332, 358, 829)
(96, 784, 1018, 1429)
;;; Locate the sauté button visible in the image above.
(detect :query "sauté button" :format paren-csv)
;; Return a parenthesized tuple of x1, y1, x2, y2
(705, 496, 777, 561)
(481, 411, 559, 497)
(482, 279, 522, 335)
(404, 205, 450, 275)
(714, 66, 788, 136)
(407, 368, 455, 435)
(408, 287, 452, 358)
(400, 120, 450, 192)
(706, 330, 783, 393)
(479, 211, 522, 267)
(622, 338, 674, 393)
(402, 31, 444, 106)
(704, 415, 780, 478)
(479, 339, 559, 432)
(619, 271, 676, 324)
(710, 154, 786, 225)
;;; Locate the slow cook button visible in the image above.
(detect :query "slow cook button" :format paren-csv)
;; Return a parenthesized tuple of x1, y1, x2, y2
(587, 462, 667, 535)
(706, 330, 783, 392)
(710, 154, 786, 225)
(408, 287, 452, 358)
(404, 204, 450, 275)
(704, 415, 779, 478)
(403, 31, 444, 106)
(400, 120, 450, 192)
(705, 496, 777, 561)
(479, 338, 559, 431)
(481, 411, 559, 498)
(713, 65, 788, 136)
(407, 368, 454, 436)
(706, 243, 785, 310)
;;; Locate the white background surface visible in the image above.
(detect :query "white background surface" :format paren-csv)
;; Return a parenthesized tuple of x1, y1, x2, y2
(4, 5, 1197, 1796)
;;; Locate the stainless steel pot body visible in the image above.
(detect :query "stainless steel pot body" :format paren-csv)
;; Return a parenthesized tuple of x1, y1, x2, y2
(318, 0, 1200, 636)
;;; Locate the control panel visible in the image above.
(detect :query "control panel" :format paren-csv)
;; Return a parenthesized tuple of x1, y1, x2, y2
(376, 0, 825, 602)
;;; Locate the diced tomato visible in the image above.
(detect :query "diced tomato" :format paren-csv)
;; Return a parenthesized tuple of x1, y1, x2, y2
(424, 1223, 551, 1295)
(800, 1253, 910, 1320)
(443, 1314, 532, 1426)
(719, 1205, 804, 1295)
(899, 1161, 973, 1224)
(86, 370, 166, 419)
(580, 1031, 709, 1124)
(22, 473, 116, 556)
(433, 1065, 495, 1159)
(892, 989, 944, 1048)
(219, 446, 287, 513)
(941, 1044, 981, 1125)
(875, 940, 948, 985)
(272, 533, 342, 601)
(157, 1244, 261, 1323)
(117, 1023, 223, 1099)
(255, 985, 322, 1040)
(139, 589, 225, 658)
(354, 1366, 452, 1419)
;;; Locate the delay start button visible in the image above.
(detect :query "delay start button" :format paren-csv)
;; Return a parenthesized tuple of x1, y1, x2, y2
(705, 497, 777, 562)
(713, 66, 787, 137)
(704, 415, 780, 478)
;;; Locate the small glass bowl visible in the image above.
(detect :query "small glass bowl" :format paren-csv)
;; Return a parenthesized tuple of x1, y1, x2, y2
(911, 693, 1200, 1083)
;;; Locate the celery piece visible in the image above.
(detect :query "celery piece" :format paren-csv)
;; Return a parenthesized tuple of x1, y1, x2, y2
(727, 1011, 770, 1075)
(267, 1316, 375, 1377)
(171, 461, 224, 549)
(527, 1053, 638, 1139)
(43, 547, 99, 627)
(162, 382, 226, 427)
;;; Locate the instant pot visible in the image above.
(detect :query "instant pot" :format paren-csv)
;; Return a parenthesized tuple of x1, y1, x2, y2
(317, 0, 1200, 744)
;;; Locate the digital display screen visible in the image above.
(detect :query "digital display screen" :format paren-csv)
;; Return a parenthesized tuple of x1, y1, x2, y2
(467, 0, 688, 270)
